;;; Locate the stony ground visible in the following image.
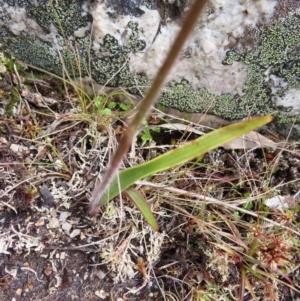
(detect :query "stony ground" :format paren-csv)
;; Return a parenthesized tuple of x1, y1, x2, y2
(0, 67, 300, 301)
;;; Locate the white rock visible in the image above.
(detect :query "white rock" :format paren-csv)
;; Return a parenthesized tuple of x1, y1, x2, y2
(58, 211, 71, 222)
(69, 229, 81, 238)
(265, 195, 289, 210)
(0, 137, 8, 144)
(48, 217, 60, 229)
(95, 289, 107, 299)
(10, 144, 19, 153)
(61, 222, 72, 233)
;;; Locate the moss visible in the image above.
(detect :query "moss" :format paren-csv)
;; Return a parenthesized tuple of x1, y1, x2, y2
(6, 90, 19, 117)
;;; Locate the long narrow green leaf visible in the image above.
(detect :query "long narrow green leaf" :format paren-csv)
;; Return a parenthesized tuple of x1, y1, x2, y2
(124, 188, 159, 231)
(99, 116, 273, 205)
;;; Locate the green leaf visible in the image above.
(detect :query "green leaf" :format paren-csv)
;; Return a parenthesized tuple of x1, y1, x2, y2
(6, 58, 14, 72)
(156, 104, 165, 111)
(119, 102, 131, 111)
(100, 108, 112, 116)
(98, 116, 273, 205)
(89, 0, 210, 216)
(140, 119, 154, 144)
(107, 101, 116, 109)
(233, 211, 241, 219)
(141, 129, 152, 144)
(243, 202, 253, 210)
(141, 132, 151, 143)
(94, 95, 105, 108)
(124, 188, 159, 231)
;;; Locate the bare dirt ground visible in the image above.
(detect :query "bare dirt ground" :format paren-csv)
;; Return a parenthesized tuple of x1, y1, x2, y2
(1, 68, 300, 301)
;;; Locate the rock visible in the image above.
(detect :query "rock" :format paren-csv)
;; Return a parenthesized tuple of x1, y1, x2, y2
(61, 221, 72, 233)
(69, 229, 81, 238)
(48, 216, 60, 229)
(9, 143, 19, 153)
(1, 1, 300, 138)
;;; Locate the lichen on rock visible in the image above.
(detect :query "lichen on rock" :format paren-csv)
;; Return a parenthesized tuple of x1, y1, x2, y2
(1, 0, 300, 138)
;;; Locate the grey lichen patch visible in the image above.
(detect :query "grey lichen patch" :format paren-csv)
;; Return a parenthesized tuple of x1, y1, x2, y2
(0, 29, 91, 78)
(241, 16, 300, 122)
(24, 1, 92, 37)
(0, 1, 92, 76)
(127, 21, 146, 53)
(1, 30, 62, 75)
(258, 16, 300, 67)
(107, 0, 155, 17)
(158, 77, 272, 120)
(159, 80, 212, 112)
(90, 22, 147, 88)
(222, 50, 241, 65)
(99, 35, 122, 54)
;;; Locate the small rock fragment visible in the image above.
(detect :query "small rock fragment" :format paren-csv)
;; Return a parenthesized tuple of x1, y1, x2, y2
(10, 143, 19, 153)
(38, 185, 55, 207)
(69, 229, 81, 238)
(61, 222, 72, 233)
(265, 195, 296, 209)
(0, 137, 8, 144)
(59, 211, 71, 222)
(35, 218, 45, 227)
(48, 217, 60, 229)
(95, 290, 107, 299)
(95, 270, 105, 280)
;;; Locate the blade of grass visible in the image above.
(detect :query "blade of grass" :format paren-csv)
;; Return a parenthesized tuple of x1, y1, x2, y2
(89, 0, 209, 215)
(97, 116, 273, 205)
(124, 188, 159, 232)
(243, 271, 258, 301)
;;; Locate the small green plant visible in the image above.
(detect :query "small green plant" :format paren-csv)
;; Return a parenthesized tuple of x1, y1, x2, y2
(119, 102, 131, 111)
(140, 119, 160, 145)
(92, 93, 133, 119)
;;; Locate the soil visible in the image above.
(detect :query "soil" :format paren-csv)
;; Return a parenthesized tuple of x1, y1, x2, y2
(0, 69, 300, 301)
